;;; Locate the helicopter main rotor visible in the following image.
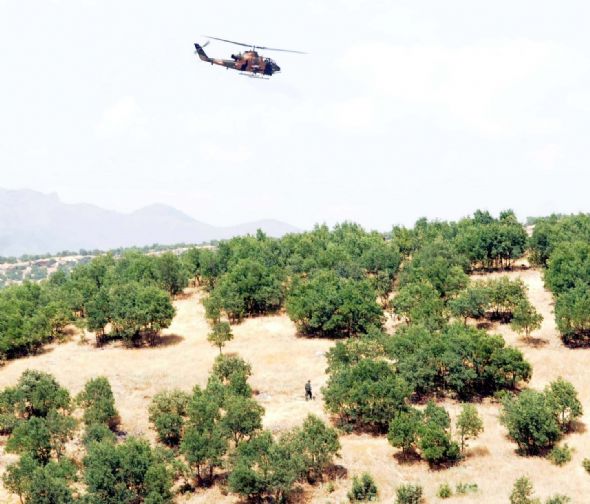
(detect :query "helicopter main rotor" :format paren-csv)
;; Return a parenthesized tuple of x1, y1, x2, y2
(204, 35, 306, 54)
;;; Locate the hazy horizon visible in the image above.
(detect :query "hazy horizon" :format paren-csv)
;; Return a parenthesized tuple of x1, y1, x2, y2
(1, 1, 589, 230)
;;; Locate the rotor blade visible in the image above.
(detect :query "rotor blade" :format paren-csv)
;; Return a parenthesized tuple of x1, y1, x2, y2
(204, 35, 253, 48)
(202, 41, 210, 48)
(254, 46, 307, 54)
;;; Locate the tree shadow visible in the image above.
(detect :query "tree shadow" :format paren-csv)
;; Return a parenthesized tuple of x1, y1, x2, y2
(523, 336, 549, 348)
(466, 445, 490, 458)
(149, 333, 185, 348)
(393, 450, 422, 466)
(427, 457, 461, 471)
(568, 420, 586, 434)
(174, 291, 195, 301)
(323, 464, 348, 481)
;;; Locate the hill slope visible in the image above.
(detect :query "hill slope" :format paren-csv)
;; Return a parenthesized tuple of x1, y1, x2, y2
(0, 188, 299, 256)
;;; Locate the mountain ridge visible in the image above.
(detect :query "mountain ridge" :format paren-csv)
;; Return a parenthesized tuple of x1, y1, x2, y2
(0, 188, 300, 256)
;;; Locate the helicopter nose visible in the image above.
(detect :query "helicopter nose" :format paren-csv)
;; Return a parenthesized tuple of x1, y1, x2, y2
(273, 63, 281, 72)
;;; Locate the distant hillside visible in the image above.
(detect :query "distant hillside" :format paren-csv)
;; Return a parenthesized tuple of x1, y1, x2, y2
(0, 189, 300, 256)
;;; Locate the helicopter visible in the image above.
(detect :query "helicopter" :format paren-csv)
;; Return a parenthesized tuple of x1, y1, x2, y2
(194, 36, 306, 78)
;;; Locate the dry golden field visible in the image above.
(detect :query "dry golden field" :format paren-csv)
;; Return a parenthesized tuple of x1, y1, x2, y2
(1, 265, 590, 503)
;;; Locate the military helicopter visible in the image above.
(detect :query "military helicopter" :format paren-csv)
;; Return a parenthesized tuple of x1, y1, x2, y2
(194, 36, 306, 78)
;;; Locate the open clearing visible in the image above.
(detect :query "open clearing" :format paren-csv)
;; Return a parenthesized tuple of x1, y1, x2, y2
(2, 266, 590, 503)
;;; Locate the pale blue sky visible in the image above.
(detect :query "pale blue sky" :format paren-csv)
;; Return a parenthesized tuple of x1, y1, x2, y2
(1, 1, 589, 229)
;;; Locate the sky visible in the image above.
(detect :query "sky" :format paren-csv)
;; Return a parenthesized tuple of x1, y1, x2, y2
(1, 0, 589, 231)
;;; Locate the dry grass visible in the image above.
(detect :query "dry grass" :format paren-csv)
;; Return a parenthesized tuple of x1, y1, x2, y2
(1, 268, 590, 503)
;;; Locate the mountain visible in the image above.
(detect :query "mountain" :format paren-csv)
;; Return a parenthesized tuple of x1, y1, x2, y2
(0, 188, 300, 256)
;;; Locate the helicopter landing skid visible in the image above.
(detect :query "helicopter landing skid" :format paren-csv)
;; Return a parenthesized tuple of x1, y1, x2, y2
(239, 72, 270, 79)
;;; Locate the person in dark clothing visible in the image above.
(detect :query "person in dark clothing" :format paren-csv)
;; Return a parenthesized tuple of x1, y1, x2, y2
(305, 380, 313, 400)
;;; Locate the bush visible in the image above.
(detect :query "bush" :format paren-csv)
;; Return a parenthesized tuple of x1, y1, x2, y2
(455, 482, 478, 495)
(510, 476, 538, 504)
(348, 473, 378, 502)
(548, 444, 572, 466)
(583, 458, 590, 473)
(437, 482, 452, 498)
(395, 483, 423, 504)
(545, 495, 571, 504)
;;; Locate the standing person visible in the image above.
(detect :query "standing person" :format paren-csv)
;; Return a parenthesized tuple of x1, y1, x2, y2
(305, 380, 313, 401)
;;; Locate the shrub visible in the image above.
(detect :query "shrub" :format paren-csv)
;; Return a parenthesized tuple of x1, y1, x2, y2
(348, 473, 378, 502)
(437, 482, 452, 498)
(455, 482, 478, 495)
(545, 496, 571, 504)
(548, 444, 572, 466)
(395, 483, 423, 504)
(583, 458, 590, 473)
(510, 476, 538, 504)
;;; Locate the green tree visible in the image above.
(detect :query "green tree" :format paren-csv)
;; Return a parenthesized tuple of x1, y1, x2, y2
(417, 402, 460, 464)
(286, 271, 383, 337)
(399, 240, 469, 298)
(391, 281, 447, 330)
(545, 378, 583, 432)
(4, 456, 77, 504)
(84, 437, 172, 504)
(511, 301, 543, 340)
(456, 404, 484, 453)
(221, 394, 264, 444)
(155, 252, 189, 295)
(501, 390, 561, 454)
(290, 414, 341, 482)
(108, 283, 175, 345)
(348, 473, 378, 502)
(210, 258, 284, 322)
(6, 417, 54, 463)
(77, 377, 119, 429)
(228, 431, 304, 502)
(510, 476, 540, 504)
(323, 359, 411, 431)
(554, 283, 590, 344)
(11, 369, 71, 420)
(448, 284, 490, 324)
(181, 387, 228, 484)
(395, 483, 423, 504)
(207, 321, 233, 354)
(387, 408, 422, 455)
(148, 390, 190, 446)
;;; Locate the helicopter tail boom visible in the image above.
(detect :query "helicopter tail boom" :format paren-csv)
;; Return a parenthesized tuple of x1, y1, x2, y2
(194, 43, 211, 62)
